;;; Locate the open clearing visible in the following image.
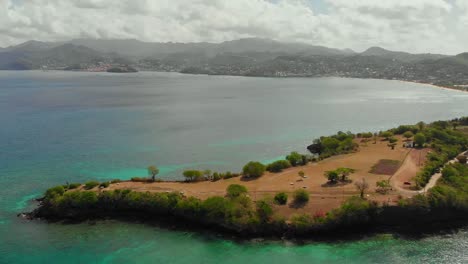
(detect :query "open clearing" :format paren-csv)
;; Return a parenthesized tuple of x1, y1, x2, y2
(102, 136, 429, 216)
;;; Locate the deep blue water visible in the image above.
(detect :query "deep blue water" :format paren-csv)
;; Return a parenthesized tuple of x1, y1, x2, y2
(0, 71, 467, 263)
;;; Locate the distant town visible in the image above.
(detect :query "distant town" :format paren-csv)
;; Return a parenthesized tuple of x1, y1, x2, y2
(1, 38, 467, 90)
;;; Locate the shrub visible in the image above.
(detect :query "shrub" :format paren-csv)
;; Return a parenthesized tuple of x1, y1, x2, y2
(403, 131, 414, 139)
(266, 160, 291, 172)
(256, 200, 273, 222)
(290, 213, 313, 231)
(274, 192, 288, 205)
(414, 133, 426, 147)
(110, 179, 121, 184)
(183, 170, 204, 182)
(99, 182, 110, 188)
(286, 152, 303, 166)
(388, 137, 398, 144)
(293, 189, 310, 204)
(84, 181, 99, 190)
(45, 185, 65, 199)
(380, 131, 393, 140)
(242, 161, 266, 178)
(226, 184, 248, 198)
(131, 177, 151, 183)
(68, 183, 81, 189)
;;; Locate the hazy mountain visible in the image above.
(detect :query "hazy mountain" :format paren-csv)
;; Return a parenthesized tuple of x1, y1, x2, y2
(361, 46, 447, 62)
(0, 43, 116, 70)
(67, 37, 351, 58)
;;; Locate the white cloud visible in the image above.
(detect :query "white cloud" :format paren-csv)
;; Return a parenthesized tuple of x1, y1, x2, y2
(0, 0, 466, 54)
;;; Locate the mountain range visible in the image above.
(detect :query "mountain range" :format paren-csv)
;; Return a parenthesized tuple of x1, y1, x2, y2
(1, 38, 467, 90)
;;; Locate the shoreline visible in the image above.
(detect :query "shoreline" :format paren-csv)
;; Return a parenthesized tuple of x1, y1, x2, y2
(22, 118, 468, 240)
(2, 69, 467, 93)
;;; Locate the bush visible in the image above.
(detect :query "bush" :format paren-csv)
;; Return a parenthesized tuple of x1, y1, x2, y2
(68, 183, 81, 189)
(84, 181, 99, 190)
(293, 189, 310, 204)
(99, 182, 110, 188)
(45, 185, 65, 199)
(414, 133, 426, 147)
(274, 192, 288, 205)
(226, 184, 248, 198)
(242, 161, 266, 178)
(266, 160, 291, 172)
(286, 152, 303, 166)
(131, 177, 151, 183)
(183, 170, 204, 182)
(111, 179, 121, 184)
(388, 137, 398, 144)
(256, 200, 273, 222)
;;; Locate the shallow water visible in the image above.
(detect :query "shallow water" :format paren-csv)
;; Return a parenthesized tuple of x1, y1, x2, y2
(0, 71, 467, 263)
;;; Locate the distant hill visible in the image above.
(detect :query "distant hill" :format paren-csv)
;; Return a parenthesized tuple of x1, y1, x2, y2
(1, 38, 467, 90)
(361, 46, 447, 62)
(68, 37, 352, 58)
(0, 42, 118, 70)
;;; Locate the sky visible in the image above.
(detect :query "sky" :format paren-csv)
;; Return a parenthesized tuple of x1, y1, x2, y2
(1, 0, 467, 54)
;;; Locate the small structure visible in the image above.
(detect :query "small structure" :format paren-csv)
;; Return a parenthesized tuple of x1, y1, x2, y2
(403, 141, 414, 148)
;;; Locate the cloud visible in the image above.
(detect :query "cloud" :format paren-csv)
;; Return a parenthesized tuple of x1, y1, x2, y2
(0, 0, 466, 54)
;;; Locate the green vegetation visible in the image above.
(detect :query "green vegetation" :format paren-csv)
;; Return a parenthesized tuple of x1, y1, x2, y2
(131, 177, 152, 183)
(324, 167, 355, 184)
(307, 131, 358, 159)
(242, 161, 266, 178)
(148, 165, 160, 182)
(84, 181, 99, 190)
(68, 183, 81, 189)
(266, 160, 291, 172)
(403, 131, 414, 140)
(414, 133, 426, 147)
(273, 192, 288, 205)
(286, 152, 305, 166)
(293, 189, 310, 204)
(183, 170, 204, 182)
(33, 117, 468, 238)
(226, 184, 248, 198)
(376, 180, 391, 194)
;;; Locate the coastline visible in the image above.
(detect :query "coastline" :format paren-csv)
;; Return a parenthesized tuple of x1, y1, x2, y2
(22, 118, 468, 240)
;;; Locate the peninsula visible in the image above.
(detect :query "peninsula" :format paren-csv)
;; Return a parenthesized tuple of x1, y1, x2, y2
(26, 117, 468, 238)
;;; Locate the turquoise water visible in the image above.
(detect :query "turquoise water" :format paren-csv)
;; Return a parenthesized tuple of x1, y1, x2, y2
(0, 71, 467, 263)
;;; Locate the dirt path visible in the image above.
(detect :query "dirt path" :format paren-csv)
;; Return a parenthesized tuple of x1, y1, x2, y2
(390, 150, 466, 196)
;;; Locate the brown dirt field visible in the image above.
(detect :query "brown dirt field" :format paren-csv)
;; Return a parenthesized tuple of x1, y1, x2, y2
(390, 148, 430, 193)
(369, 159, 401, 175)
(99, 136, 424, 217)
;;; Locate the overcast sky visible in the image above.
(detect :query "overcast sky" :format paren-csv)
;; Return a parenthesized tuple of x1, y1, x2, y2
(1, 0, 467, 54)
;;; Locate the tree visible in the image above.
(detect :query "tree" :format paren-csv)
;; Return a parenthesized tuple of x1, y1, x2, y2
(286, 152, 303, 166)
(148, 165, 160, 182)
(242, 161, 266, 178)
(414, 133, 426, 147)
(376, 180, 391, 194)
(274, 192, 288, 205)
(183, 170, 203, 182)
(266, 160, 291, 172)
(403, 131, 414, 140)
(380, 131, 393, 140)
(226, 184, 248, 198)
(388, 137, 398, 144)
(354, 178, 369, 198)
(256, 200, 273, 222)
(203, 170, 212, 180)
(307, 139, 323, 155)
(417, 121, 425, 132)
(452, 121, 459, 130)
(335, 167, 355, 182)
(325, 170, 339, 183)
(293, 189, 310, 204)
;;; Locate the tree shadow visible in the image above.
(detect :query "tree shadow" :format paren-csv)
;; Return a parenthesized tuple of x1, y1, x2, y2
(321, 180, 352, 188)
